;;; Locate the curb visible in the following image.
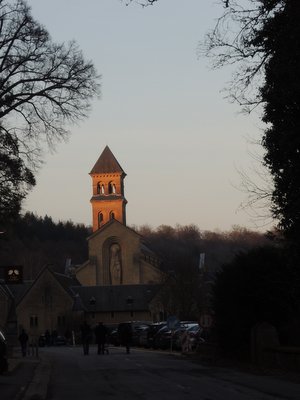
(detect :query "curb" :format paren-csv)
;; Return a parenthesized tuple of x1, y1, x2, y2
(22, 358, 51, 400)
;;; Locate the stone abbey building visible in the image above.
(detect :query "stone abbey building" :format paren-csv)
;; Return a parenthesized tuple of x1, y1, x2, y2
(0, 147, 165, 338)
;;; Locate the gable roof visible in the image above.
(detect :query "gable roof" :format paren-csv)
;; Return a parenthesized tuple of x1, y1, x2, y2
(53, 272, 80, 294)
(87, 218, 141, 241)
(72, 284, 161, 312)
(15, 266, 80, 305)
(0, 280, 33, 304)
(90, 146, 125, 175)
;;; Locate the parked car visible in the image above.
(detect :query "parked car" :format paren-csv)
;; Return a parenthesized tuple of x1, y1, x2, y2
(139, 326, 150, 347)
(173, 323, 199, 349)
(187, 325, 205, 350)
(38, 334, 46, 347)
(131, 324, 150, 347)
(0, 329, 8, 374)
(109, 328, 121, 346)
(153, 325, 172, 349)
(146, 322, 167, 348)
(54, 335, 67, 346)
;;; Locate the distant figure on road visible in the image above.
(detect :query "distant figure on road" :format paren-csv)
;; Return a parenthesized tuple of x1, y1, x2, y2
(118, 322, 132, 354)
(80, 321, 92, 355)
(180, 329, 191, 354)
(45, 329, 51, 346)
(94, 322, 108, 355)
(18, 329, 29, 357)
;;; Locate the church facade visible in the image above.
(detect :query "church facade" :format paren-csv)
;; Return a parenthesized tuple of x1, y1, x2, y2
(0, 147, 165, 339)
(76, 146, 163, 287)
(72, 146, 165, 325)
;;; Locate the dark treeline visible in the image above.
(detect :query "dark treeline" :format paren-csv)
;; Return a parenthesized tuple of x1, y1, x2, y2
(0, 212, 90, 279)
(0, 214, 271, 283)
(135, 224, 271, 276)
(133, 224, 273, 321)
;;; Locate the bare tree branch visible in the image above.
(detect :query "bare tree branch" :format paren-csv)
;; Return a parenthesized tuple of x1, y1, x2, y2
(0, 0, 100, 224)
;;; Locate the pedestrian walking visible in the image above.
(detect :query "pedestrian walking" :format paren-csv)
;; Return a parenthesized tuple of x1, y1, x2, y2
(180, 329, 191, 354)
(18, 329, 29, 357)
(80, 321, 92, 355)
(117, 322, 132, 354)
(45, 330, 51, 346)
(94, 322, 108, 355)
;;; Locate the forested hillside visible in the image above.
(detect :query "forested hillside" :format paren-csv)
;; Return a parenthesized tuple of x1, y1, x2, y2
(0, 212, 90, 279)
(0, 213, 272, 282)
(135, 224, 272, 275)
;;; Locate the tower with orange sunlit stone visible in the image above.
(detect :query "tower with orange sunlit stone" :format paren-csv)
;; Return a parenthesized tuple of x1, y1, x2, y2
(90, 146, 127, 232)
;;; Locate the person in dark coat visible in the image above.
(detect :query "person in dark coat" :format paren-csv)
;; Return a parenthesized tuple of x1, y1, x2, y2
(117, 323, 132, 354)
(18, 329, 29, 357)
(94, 322, 108, 355)
(80, 321, 92, 355)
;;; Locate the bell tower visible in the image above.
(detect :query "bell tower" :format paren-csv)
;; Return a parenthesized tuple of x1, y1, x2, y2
(90, 146, 127, 232)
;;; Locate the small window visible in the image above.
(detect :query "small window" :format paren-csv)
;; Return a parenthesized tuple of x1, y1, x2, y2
(97, 183, 105, 194)
(57, 316, 66, 326)
(30, 315, 38, 327)
(98, 212, 103, 228)
(89, 296, 96, 305)
(108, 182, 116, 194)
(110, 211, 115, 220)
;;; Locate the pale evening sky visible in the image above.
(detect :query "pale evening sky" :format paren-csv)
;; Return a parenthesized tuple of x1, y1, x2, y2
(23, 0, 271, 232)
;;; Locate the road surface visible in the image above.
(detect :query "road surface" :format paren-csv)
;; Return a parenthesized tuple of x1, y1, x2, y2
(41, 345, 300, 400)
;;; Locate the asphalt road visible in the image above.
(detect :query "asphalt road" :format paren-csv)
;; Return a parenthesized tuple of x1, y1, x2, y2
(0, 358, 37, 400)
(41, 345, 300, 400)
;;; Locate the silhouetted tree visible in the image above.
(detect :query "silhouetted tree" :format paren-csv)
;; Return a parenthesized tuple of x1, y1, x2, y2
(259, 2, 300, 247)
(202, 1, 300, 248)
(0, 126, 35, 223)
(136, 224, 269, 318)
(0, 0, 100, 226)
(213, 246, 294, 358)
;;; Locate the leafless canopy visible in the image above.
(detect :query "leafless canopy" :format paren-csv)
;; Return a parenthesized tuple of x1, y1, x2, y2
(0, 0, 100, 163)
(199, 0, 284, 113)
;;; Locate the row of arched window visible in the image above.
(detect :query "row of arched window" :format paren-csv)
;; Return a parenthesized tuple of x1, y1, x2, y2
(98, 211, 115, 227)
(96, 182, 116, 195)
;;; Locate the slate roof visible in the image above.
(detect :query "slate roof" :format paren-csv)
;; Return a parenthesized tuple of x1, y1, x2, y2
(0, 280, 33, 304)
(53, 272, 80, 297)
(90, 146, 125, 175)
(140, 242, 157, 257)
(0, 268, 80, 306)
(71, 284, 161, 312)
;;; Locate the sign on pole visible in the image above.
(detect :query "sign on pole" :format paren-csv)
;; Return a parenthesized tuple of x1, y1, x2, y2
(167, 316, 180, 330)
(199, 314, 213, 329)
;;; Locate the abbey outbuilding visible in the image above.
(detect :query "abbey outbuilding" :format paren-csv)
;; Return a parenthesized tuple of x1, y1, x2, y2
(0, 147, 165, 339)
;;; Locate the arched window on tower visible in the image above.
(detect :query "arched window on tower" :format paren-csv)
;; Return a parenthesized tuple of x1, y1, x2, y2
(97, 182, 105, 195)
(98, 212, 103, 228)
(109, 211, 115, 220)
(108, 182, 116, 194)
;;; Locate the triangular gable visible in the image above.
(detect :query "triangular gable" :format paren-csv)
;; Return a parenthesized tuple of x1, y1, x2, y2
(87, 218, 141, 242)
(17, 266, 75, 305)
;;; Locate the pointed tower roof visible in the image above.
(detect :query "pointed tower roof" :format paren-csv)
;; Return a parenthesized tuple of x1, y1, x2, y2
(90, 146, 125, 175)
